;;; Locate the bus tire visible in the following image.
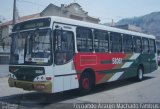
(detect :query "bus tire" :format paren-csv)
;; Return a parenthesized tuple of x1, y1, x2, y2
(136, 67, 144, 81)
(79, 73, 93, 95)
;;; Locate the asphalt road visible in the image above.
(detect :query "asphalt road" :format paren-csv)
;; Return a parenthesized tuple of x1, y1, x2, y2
(0, 68, 160, 109)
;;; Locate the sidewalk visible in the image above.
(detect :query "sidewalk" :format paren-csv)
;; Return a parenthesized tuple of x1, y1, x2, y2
(0, 46, 10, 78)
(0, 65, 9, 77)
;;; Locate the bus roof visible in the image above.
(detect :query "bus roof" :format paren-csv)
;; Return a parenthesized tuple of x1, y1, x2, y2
(16, 16, 156, 39)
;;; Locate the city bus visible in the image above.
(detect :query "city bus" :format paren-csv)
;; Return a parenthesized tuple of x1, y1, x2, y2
(8, 16, 158, 94)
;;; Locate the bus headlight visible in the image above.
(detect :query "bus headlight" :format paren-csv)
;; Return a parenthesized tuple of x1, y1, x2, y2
(9, 73, 17, 79)
(34, 75, 46, 82)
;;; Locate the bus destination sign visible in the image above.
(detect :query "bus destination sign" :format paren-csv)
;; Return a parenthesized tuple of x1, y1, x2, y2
(13, 18, 51, 32)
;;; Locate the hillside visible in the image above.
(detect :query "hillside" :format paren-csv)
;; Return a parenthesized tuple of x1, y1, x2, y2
(116, 12, 160, 39)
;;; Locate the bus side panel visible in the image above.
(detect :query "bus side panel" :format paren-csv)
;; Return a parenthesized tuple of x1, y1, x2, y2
(53, 61, 79, 93)
(150, 53, 158, 73)
(53, 75, 79, 93)
(140, 53, 151, 74)
(74, 53, 141, 85)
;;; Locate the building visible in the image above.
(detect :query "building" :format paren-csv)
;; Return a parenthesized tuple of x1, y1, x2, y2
(40, 3, 100, 24)
(0, 3, 100, 65)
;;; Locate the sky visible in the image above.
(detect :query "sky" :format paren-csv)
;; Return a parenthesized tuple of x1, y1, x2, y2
(0, 0, 160, 23)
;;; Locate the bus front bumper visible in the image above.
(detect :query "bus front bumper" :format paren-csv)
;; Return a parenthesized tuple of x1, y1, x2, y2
(8, 78, 52, 93)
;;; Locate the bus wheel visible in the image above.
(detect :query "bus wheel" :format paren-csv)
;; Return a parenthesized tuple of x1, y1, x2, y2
(136, 67, 144, 81)
(79, 73, 93, 94)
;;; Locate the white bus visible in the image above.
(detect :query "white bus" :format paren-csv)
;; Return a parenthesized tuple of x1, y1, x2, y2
(9, 16, 158, 94)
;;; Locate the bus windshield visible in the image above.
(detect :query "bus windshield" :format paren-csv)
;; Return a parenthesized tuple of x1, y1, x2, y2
(10, 28, 51, 65)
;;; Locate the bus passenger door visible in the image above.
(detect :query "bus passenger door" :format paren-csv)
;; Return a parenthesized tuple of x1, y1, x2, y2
(142, 52, 151, 73)
(149, 39, 157, 72)
(142, 38, 151, 74)
(52, 23, 79, 93)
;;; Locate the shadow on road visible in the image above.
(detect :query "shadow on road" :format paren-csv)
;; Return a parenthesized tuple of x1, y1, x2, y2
(0, 76, 155, 108)
(92, 76, 154, 93)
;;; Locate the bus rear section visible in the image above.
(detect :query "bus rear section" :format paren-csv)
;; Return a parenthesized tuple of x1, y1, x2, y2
(74, 27, 157, 93)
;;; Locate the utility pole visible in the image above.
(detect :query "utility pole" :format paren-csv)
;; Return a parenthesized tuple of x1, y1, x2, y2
(13, 0, 16, 25)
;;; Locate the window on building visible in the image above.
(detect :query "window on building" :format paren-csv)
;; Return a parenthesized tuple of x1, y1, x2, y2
(149, 39, 156, 53)
(94, 30, 109, 52)
(142, 38, 149, 53)
(76, 27, 93, 52)
(54, 29, 74, 65)
(133, 36, 142, 53)
(123, 34, 133, 53)
(110, 32, 122, 52)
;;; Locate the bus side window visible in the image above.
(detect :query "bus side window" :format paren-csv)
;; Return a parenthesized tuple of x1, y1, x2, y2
(110, 32, 122, 53)
(54, 29, 74, 65)
(133, 36, 142, 53)
(123, 34, 133, 53)
(76, 27, 93, 52)
(94, 30, 109, 52)
(142, 38, 149, 53)
(149, 39, 156, 53)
